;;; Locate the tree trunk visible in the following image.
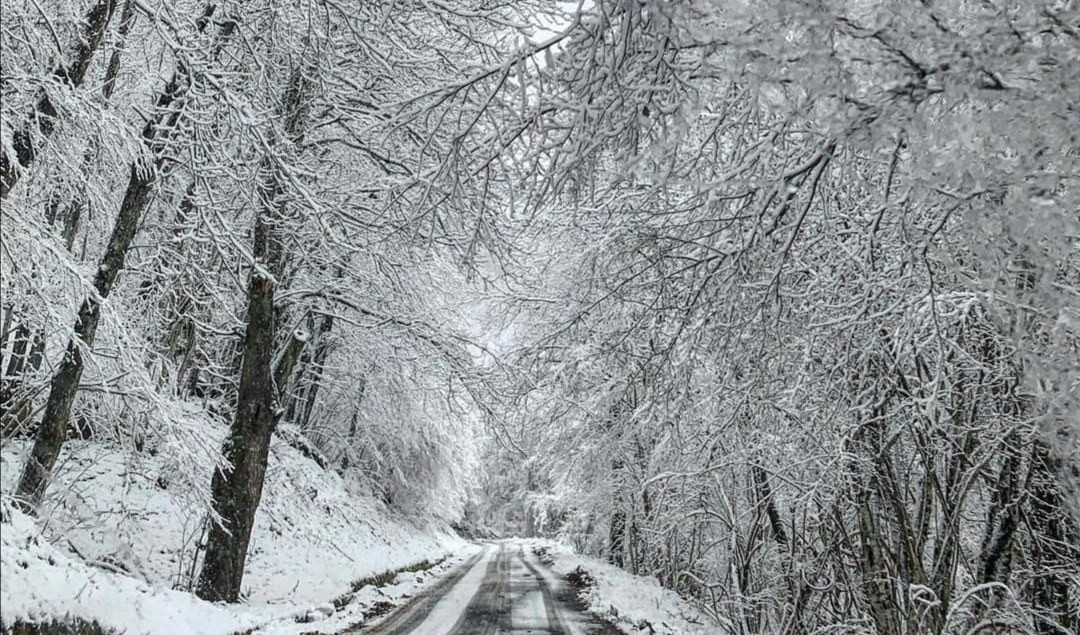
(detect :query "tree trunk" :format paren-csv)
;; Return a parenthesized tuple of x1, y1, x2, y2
(14, 160, 156, 509)
(609, 504, 626, 567)
(273, 323, 308, 399)
(0, 324, 31, 429)
(196, 64, 310, 603)
(2, 331, 45, 437)
(55, 0, 138, 250)
(340, 408, 360, 471)
(0, 0, 118, 198)
(195, 271, 277, 602)
(1026, 440, 1078, 635)
(11, 6, 231, 509)
(0, 307, 14, 373)
(2, 325, 30, 393)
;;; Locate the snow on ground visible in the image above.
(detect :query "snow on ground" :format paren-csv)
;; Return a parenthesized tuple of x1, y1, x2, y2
(257, 545, 483, 635)
(524, 539, 724, 635)
(0, 428, 472, 634)
(1, 505, 273, 633)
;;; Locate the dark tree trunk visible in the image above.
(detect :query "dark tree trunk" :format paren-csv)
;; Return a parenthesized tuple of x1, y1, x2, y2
(339, 408, 360, 471)
(11, 6, 231, 509)
(979, 428, 1024, 586)
(102, 0, 137, 101)
(195, 271, 277, 602)
(0, 324, 31, 427)
(2, 325, 30, 389)
(608, 505, 626, 568)
(853, 402, 905, 635)
(2, 331, 45, 437)
(0, 307, 14, 373)
(55, 0, 138, 250)
(337, 377, 367, 472)
(14, 301, 99, 507)
(273, 325, 307, 398)
(283, 357, 306, 424)
(14, 160, 155, 509)
(0, 0, 118, 198)
(196, 64, 310, 603)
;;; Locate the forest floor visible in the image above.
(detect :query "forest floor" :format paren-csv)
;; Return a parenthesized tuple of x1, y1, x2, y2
(0, 433, 472, 634)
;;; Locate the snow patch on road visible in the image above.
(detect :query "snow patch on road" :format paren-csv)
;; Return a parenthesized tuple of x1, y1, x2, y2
(403, 543, 495, 635)
(519, 545, 589, 635)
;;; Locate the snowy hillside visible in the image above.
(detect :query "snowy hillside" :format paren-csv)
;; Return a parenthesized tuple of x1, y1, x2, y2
(1, 433, 470, 634)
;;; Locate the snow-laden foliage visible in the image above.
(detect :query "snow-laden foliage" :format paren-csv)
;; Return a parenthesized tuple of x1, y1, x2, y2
(481, 1, 1080, 634)
(1, 0, 545, 597)
(1, 0, 1077, 631)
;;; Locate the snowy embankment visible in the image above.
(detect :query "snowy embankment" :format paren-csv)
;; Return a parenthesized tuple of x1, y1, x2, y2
(0, 429, 474, 634)
(526, 540, 721, 635)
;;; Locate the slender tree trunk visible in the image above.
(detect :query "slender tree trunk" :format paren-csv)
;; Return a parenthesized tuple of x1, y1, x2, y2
(609, 505, 627, 567)
(15, 160, 158, 509)
(2, 325, 30, 390)
(0, 0, 118, 198)
(1026, 440, 1078, 635)
(851, 397, 905, 635)
(56, 0, 138, 250)
(0, 324, 31, 427)
(196, 64, 310, 602)
(101, 0, 137, 101)
(297, 313, 334, 430)
(0, 307, 14, 373)
(340, 408, 360, 471)
(274, 324, 308, 396)
(979, 433, 1023, 586)
(12, 6, 232, 510)
(2, 331, 45, 437)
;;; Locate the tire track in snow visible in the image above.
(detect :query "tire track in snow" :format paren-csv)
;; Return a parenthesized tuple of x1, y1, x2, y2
(359, 541, 617, 634)
(362, 545, 494, 634)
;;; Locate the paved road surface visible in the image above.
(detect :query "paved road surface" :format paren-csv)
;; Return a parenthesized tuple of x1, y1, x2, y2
(361, 542, 620, 635)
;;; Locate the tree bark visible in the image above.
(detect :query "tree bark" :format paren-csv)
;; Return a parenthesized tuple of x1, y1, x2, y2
(195, 270, 277, 602)
(196, 64, 310, 603)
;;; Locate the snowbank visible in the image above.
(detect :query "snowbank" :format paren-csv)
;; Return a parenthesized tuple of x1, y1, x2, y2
(0, 430, 472, 634)
(526, 540, 723, 635)
(1, 506, 271, 633)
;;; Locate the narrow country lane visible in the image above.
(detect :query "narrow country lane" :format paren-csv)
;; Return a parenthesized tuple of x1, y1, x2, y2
(360, 542, 620, 635)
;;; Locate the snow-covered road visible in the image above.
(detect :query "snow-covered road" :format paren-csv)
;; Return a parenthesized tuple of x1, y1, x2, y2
(361, 542, 619, 635)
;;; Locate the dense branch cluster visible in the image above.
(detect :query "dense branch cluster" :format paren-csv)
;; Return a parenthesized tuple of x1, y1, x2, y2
(486, 2, 1080, 634)
(1, 0, 1077, 631)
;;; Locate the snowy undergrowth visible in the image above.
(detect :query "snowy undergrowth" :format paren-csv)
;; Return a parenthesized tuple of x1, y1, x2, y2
(1, 506, 269, 633)
(526, 540, 722, 635)
(0, 427, 471, 634)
